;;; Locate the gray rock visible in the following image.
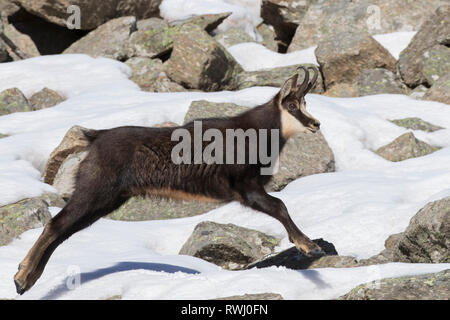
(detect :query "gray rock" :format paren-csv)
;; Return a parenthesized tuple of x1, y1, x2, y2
(323, 83, 358, 98)
(247, 239, 358, 270)
(353, 68, 408, 96)
(0, 38, 7, 62)
(136, 17, 168, 31)
(165, 23, 243, 91)
(52, 151, 88, 199)
(360, 197, 450, 266)
(409, 85, 429, 100)
(215, 293, 283, 300)
(339, 269, 450, 300)
(261, 0, 313, 50)
(184, 100, 335, 192)
(13, 0, 162, 30)
(357, 233, 402, 266)
(0, 88, 31, 116)
(179, 221, 280, 270)
(257, 23, 278, 52)
(125, 57, 186, 92)
(289, 0, 447, 52)
(315, 31, 396, 89)
(129, 13, 231, 59)
(214, 27, 254, 48)
(390, 118, 444, 133)
(392, 197, 449, 263)
(2, 22, 39, 60)
(422, 45, 450, 86)
(107, 196, 221, 221)
(423, 72, 450, 105)
(64, 16, 137, 60)
(29, 88, 65, 110)
(398, 5, 450, 87)
(183, 101, 249, 125)
(0, 198, 52, 246)
(43, 125, 92, 185)
(375, 132, 440, 162)
(236, 64, 324, 93)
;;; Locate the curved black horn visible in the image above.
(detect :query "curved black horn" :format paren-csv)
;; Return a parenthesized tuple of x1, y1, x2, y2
(305, 67, 319, 93)
(296, 66, 309, 97)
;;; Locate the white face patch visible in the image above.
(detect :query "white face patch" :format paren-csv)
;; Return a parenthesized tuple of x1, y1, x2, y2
(280, 100, 319, 139)
(280, 108, 308, 139)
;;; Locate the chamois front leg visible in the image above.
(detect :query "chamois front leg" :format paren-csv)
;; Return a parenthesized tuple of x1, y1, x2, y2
(237, 184, 325, 257)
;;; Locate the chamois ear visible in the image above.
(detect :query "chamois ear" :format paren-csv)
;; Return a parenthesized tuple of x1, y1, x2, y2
(278, 74, 298, 106)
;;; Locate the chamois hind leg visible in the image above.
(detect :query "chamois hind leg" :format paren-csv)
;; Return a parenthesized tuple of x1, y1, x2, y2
(237, 183, 325, 257)
(14, 176, 128, 295)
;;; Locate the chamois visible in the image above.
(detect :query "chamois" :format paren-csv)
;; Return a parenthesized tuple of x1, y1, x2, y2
(14, 67, 323, 294)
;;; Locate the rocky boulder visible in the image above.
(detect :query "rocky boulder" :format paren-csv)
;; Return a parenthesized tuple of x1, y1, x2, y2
(393, 197, 449, 263)
(184, 100, 335, 192)
(43, 125, 92, 185)
(353, 68, 408, 96)
(128, 13, 231, 59)
(125, 57, 186, 92)
(165, 23, 243, 91)
(0, 88, 31, 116)
(0, 36, 7, 62)
(247, 239, 358, 270)
(397, 5, 450, 87)
(423, 73, 450, 105)
(63, 16, 137, 60)
(359, 196, 449, 266)
(29, 88, 65, 110)
(0, 197, 52, 246)
(257, 24, 278, 52)
(13, 0, 162, 30)
(236, 64, 324, 93)
(2, 22, 40, 60)
(422, 45, 450, 87)
(288, 0, 447, 52)
(214, 27, 254, 48)
(261, 0, 313, 51)
(375, 132, 440, 162)
(179, 221, 280, 270)
(315, 31, 396, 89)
(389, 118, 443, 133)
(339, 269, 450, 300)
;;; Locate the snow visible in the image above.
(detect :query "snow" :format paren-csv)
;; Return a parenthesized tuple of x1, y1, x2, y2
(0, 31, 449, 300)
(160, 0, 263, 39)
(228, 43, 318, 71)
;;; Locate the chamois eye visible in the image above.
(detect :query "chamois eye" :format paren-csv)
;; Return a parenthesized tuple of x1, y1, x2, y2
(288, 103, 296, 111)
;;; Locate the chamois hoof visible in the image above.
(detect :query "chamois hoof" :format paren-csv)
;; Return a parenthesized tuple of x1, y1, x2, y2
(14, 279, 26, 295)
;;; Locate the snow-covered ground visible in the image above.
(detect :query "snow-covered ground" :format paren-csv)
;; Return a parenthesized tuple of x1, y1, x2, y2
(0, 32, 449, 300)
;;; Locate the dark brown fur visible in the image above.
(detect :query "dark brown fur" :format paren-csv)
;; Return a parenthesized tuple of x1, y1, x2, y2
(14, 67, 323, 294)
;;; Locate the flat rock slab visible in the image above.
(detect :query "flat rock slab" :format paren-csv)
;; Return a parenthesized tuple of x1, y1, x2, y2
(390, 118, 444, 133)
(214, 293, 283, 300)
(339, 269, 450, 300)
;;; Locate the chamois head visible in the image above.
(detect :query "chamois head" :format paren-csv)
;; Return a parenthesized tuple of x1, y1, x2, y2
(277, 66, 321, 139)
